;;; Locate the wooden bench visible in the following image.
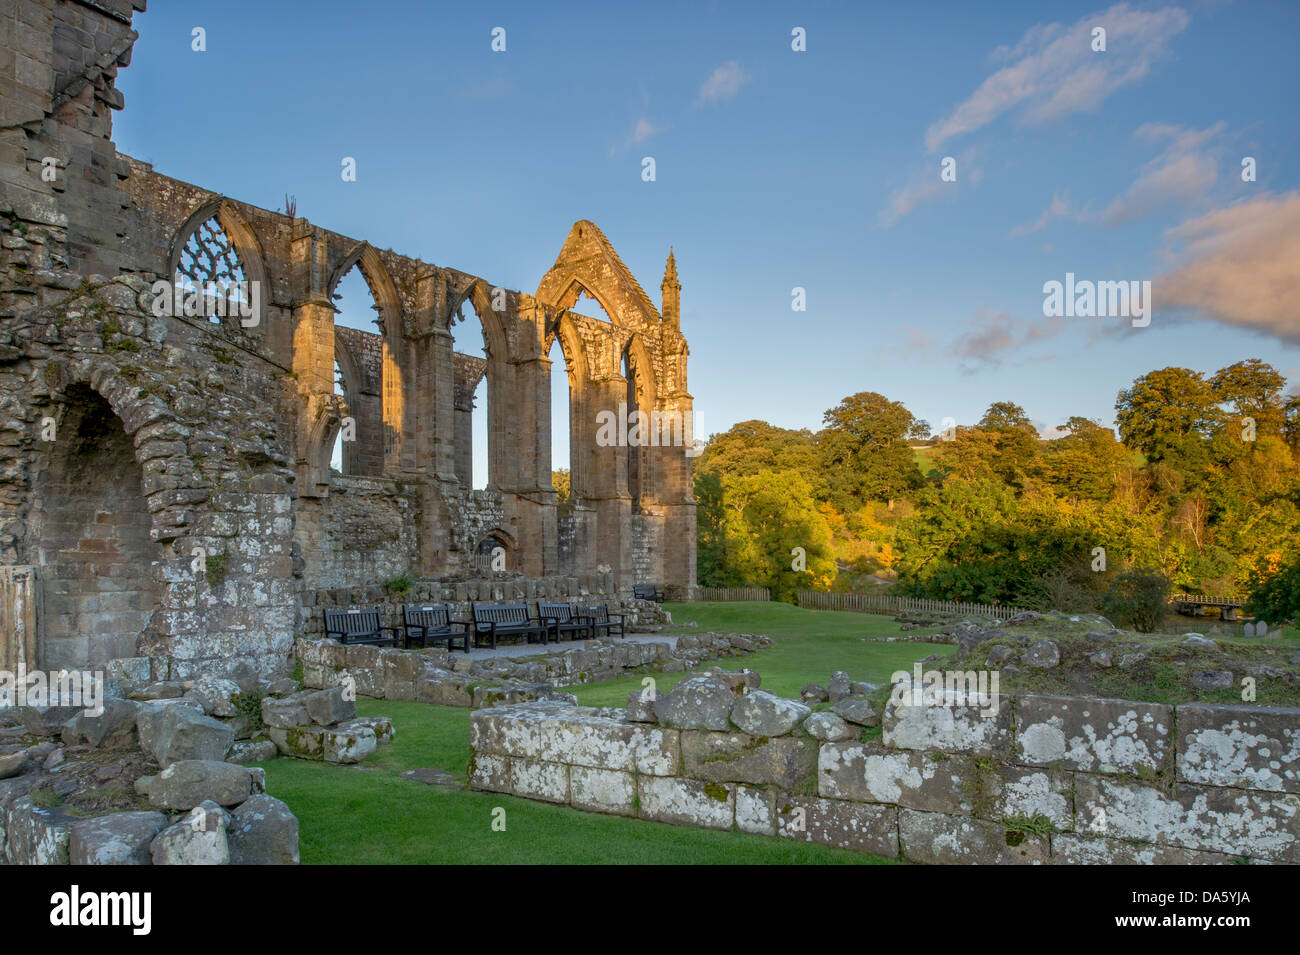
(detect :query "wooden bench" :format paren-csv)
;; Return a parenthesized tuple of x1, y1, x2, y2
(401, 604, 471, 653)
(633, 584, 665, 603)
(581, 604, 625, 640)
(322, 607, 400, 647)
(538, 602, 592, 643)
(470, 603, 550, 650)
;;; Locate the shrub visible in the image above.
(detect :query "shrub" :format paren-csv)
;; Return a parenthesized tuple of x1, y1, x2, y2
(1102, 569, 1170, 633)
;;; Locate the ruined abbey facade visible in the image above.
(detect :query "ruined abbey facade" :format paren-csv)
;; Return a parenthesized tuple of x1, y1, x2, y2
(0, 0, 696, 679)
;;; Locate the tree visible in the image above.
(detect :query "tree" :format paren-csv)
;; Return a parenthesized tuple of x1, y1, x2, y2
(720, 469, 836, 601)
(551, 468, 570, 503)
(1115, 367, 1222, 467)
(694, 471, 728, 587)
(1246, 553, 1300, 625)
(1211, 359, 1286, 437)
(819, 391, 924, 507)
(979, 401, 1036, 433)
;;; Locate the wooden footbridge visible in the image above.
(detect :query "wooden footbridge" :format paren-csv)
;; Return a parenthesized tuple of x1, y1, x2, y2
(1170, 594, 1250, 619)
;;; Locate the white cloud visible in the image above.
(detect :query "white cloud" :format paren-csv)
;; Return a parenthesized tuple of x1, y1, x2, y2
(925, 3, 1190, 152)
(1009, 191, 1073, 237)
(879, 150, 981, 227)
(1157, 191, 1300, 344)
(1101, 122, 1224, 225)
(697, 61, 749, 105)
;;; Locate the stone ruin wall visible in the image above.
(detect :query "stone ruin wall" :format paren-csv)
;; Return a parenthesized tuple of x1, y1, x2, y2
(0, 0, 697, 681)
(468, 680, 1300, 864)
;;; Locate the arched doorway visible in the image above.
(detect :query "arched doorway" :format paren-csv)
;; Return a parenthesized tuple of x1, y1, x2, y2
(33, 384, 159, 668)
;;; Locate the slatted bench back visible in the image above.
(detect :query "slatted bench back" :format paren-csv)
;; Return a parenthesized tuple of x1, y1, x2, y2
(324, 607, 383, 639)
(405, 604, 452, 631)
(473, 604, 532, 627)
(582, 604, 611, 624)
(538, 602, 576, 623)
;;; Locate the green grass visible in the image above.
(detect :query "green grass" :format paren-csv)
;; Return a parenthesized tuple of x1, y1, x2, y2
(569, 601, 953, 707)
(258, 700, 898, 865)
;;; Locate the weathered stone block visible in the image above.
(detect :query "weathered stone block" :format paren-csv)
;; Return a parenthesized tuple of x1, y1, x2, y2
(228, 794, 299, 865)
(735, 785, 775, 836)
(147, 760, 252, 809)
(569, 766, 636, 815)
(2, 797, 74, 864)
(1016, 694, 1171, 774)
(1075, 774, 1299, 863)
(899, 809, 1048, 864)
(150, 803, 229, 865)
(1049, 833, 1240, 865)
(149, 705, 234, 767)
(268, 725, 324, 760)
(261, 693, 310, 729)
(70, 811, 167, 865)
(775, 794, 898, 857)
(882, 691, 1011, 755)
(337, 716, 394, 744)
(638, 775, 734, 830)
(818, 742, 970, 811)
(470, 703, 679, 775)
(60, 697, 138, 748)
(653, 676, 736, 730)
(1176, 703, 1300, 793)
(469, 753, 569, 803)
(625, 689, 658, 723)
(304, 686, 356, 726)
(321, 726, 376, 764)
(729, 690, 808, 737)
(681, 730, 815, 788)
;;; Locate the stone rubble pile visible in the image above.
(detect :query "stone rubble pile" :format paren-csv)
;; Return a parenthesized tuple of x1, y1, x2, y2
(0, 664, 341, 864)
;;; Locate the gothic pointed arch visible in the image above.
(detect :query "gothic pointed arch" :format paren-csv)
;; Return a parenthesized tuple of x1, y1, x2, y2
(535, 220, 664, 329)
(168, 198, 269, 330)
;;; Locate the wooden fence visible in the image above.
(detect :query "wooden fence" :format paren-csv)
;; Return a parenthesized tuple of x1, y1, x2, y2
(797, 590, 1030, 618)
(693, 587, 771, 602)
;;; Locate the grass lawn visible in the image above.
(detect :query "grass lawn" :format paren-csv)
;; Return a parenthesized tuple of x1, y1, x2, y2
(258, 602, 946, 865)
(568, 601, 954, 706)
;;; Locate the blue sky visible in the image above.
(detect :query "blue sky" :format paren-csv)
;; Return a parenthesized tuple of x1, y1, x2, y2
(114, 1, 1300, 474)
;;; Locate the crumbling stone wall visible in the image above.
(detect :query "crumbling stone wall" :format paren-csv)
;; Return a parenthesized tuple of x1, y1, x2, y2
(0, 0, 696, 680)
(469, 682, 1300, 864)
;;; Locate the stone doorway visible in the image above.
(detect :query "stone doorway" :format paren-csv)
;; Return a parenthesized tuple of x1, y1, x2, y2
(32, 384, 159, 669)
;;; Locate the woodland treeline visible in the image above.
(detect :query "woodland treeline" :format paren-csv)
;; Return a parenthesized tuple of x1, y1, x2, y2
(690, 358, 1300, 622)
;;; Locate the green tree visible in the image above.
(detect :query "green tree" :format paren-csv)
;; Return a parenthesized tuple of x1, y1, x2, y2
(1115, 367, 1222, 468)
(819, 392, 923, 507)
(720, 469, 836, 601)
(1246, 553, 1300, 625)
(1211, 359, 1286, 437)
(551, 468, 570, 503)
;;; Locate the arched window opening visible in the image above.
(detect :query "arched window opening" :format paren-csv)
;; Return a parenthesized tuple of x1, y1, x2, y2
(548, 335, 571, 502)
(330, 359, 345, 472)
(330, 266, 380, 476)
(451, 293, 492, 492)
(622, 348, 641, 507)
(175, 215, 249, 324)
